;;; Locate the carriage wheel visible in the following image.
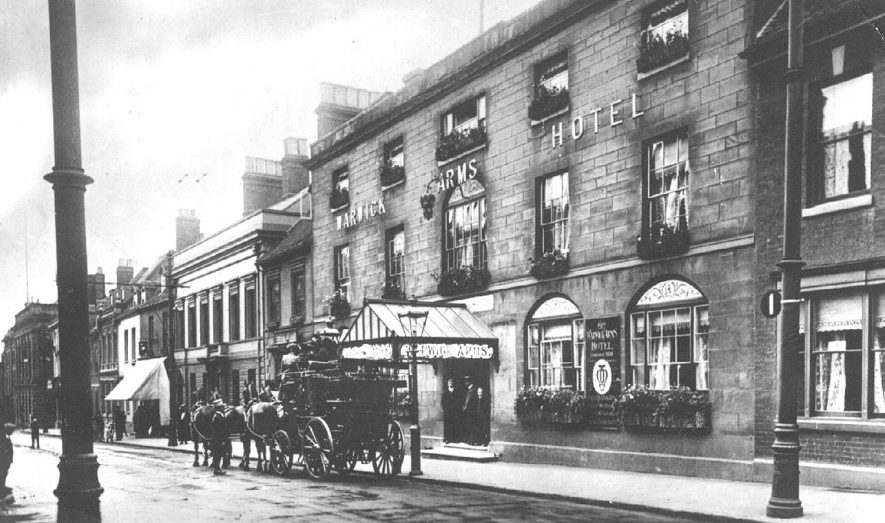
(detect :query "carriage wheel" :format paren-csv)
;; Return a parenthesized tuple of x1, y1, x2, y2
(372, 421, 405, 477)
(270, 430, 294, 476)
(302, 417, 334, 480)
(333, 447, 359, 476)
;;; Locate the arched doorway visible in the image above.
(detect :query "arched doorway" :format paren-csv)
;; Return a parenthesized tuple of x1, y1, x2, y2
(627, 278, 709, 391)
(524, 295, 584, 390)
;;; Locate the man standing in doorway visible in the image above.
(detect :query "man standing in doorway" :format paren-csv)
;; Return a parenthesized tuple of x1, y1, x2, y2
(462, 376, 478, 446)
(442, 378, 461, 444)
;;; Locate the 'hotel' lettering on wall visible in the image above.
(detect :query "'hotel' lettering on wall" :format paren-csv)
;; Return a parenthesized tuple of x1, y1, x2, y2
(551, 93, 645, 149)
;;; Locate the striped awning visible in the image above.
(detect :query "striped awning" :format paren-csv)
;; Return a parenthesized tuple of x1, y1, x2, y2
(338, 299, 498, 362)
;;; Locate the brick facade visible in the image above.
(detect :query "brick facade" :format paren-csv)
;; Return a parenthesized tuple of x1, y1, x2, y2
(305, 0, 757, 479)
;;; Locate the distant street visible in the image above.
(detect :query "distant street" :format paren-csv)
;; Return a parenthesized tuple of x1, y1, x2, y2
(2, 434, 690, 522)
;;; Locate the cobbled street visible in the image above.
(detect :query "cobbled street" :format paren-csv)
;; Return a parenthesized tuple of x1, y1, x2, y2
(2, 434, 689, 522)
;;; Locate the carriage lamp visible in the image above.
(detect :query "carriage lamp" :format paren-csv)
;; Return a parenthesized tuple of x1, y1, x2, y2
(399, 302, 429, 477)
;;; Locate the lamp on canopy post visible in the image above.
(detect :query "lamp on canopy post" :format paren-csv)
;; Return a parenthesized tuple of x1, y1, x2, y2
(398, 299, 429, 477)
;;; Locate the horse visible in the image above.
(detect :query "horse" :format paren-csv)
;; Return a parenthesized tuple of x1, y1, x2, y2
(241, 401, 279, 472)
(191, 403, 240, 469)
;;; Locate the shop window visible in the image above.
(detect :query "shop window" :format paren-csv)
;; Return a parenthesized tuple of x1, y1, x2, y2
(334, 244, 350, 300)
(187, 300, 196, 348)
(384, 226, 405, 299)
(629, 279, 708, 390)
(229, 286, 240, 341)
(290, 263, 306, 324)
(526, 296, 584, 389)
(381, 137, 405, 188)
(537, 171, 570, 255)
(437, 95, 487, 162)
(212, 291, 223, 343)
(638, 130, 690, 259)
(330, 166, 349, 209)
(528, 52, 569, 121)
(809, 71, 872, 204)
(796, 290, 885, 418)
(637, 0, 689, 75)
(244, 282, 257, 339)
(267, 274, 281, 328)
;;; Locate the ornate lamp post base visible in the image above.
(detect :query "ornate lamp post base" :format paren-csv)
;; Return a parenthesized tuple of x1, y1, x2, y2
(55, 453, 103, 520)
(409, 423, 423, 476)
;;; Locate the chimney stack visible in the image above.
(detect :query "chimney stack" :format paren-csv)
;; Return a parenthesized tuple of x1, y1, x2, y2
(87, 267, 106, 305)
(116, 259, 134, 291)
(281, 137, 310, 196)
(176, 208, 201, 251)
(315, 82, 384, 138)
(242, 156, 283, 215)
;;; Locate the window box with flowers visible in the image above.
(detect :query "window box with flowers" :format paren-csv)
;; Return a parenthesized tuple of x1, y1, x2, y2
(436, 127, 487, 163)
(637, 0, 690, 76)
(433, 265, 490, 297)
(636, 221, 690, 260)
(529, 249, 569, 279)
(437, 95, 487, 164)
(616, 385, 711, 434)
(381, 279, 404, 300)
(289, 314, 305, 328)
(528, 86, 570, 123)
(380, 161, 405, 189)
(325, 289, 351, 319)
(329, 187, 349, 211)
(515, 387, 587, 426)
(392, 392, 414, 420)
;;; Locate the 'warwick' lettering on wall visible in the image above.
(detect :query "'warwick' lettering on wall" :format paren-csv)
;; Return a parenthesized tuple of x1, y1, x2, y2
(336, 199, 387, 230)
(550, 93, 645, 149)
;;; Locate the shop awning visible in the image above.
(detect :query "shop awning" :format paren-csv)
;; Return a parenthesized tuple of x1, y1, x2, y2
(105, 357, 170, 425)
(338, 299, 498, 362)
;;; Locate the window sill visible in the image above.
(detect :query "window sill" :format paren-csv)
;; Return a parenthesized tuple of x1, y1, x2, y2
(436, 142, 487, 167)
(330, 203, 349, 214)
(799, 417, 885, 434)
(636, 54, 691, 81)
(381, 178, 405, 192)
(802, 193, 872, 218)
(530, 106, 570, 127)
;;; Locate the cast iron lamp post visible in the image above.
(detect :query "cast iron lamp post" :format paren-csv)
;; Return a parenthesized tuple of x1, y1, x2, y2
(767, 0, 804, 518)
(398, 302, 428, 477)
(44, 0, 103, 517)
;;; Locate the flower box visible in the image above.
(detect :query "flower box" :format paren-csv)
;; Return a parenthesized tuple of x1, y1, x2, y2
(617, 385, 711, 435)
(527, 86, 570, 122)
(289, 315, 305, 328)
(637, 31, 689, 74)
(329, 187, 349, 210)
(325, 290, 351, 319)
(435, 126, 487, 163)
(381, 280, 405, 300)
(380, 163, 405, 188)
(636, 223, 690, 259)
(529, 250, 569, 279)
(435, 265, 490, 297)
(515, 387, 587, 427)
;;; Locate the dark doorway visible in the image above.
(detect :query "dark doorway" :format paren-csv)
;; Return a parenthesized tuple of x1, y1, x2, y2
(442, 360, 490, 447)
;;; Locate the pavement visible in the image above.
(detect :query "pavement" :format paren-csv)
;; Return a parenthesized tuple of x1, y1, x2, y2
(7, 428, 885, 522)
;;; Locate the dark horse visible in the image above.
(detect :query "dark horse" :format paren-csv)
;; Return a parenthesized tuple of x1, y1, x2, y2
(241, 402, 279, 472)
(191, 404, 244, 469)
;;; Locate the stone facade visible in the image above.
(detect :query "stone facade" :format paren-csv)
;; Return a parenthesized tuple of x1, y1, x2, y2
(305, 0, 757, 480)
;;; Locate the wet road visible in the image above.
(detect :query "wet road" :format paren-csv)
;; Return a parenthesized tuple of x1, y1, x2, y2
(4, 434, 690, 522)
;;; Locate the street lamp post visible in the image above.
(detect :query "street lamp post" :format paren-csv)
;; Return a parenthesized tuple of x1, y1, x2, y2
(165, 251, 178, 447)
(767, 0, 804, 518)
(398, 303, 428, 477)
(44, 0, 103, 518)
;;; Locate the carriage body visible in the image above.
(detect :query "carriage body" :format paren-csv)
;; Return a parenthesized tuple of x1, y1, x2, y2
(269, 367, 406, 479)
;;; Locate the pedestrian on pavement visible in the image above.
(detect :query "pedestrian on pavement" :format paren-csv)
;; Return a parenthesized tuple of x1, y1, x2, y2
(442, 378, 462, 444)
(113, 405, 126, 441)
(0, 423, 14, 498)
(209, 402, 227, 476)
(29, 416, 39, 449)
(93, 412, 105, 442)
(177, 405, 190, 444)
(241, 380, 252, 406)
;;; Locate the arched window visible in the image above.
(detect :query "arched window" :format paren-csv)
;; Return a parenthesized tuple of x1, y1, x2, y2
(629, 279, 709, 390)
(526, 295, 584, 389)
(443, 179, 487, 271)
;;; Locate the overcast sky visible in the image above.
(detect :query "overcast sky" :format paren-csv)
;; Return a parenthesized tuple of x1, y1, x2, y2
(0, 0, 540, 331)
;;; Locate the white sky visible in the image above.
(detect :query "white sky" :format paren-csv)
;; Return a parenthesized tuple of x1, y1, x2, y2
(0, 0, 540, 331)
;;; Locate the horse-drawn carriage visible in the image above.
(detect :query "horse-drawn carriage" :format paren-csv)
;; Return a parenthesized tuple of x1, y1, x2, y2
(267, 365, 406, 480)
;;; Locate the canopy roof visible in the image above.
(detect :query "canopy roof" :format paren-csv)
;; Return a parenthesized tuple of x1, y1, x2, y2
(339, 299, 498, 362)
(105, 357, 171, 424)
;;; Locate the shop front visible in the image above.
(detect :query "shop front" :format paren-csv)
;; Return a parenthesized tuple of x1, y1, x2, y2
(339, 299, 498, 448)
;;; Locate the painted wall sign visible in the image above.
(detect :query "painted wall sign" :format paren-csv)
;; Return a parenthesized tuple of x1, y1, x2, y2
(341, 343, 393, 360)
(341, 341, 494, 361)
(550, 93, 645, 149)
(585, 316, 622, 429)
(336, 199, 386, 231)
(434, 158, 478, 193)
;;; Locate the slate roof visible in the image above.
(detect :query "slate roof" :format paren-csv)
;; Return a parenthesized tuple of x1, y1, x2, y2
(259, 219, 312, 265)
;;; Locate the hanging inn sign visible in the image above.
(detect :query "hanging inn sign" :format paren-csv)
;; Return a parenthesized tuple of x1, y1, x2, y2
(585, 316, 622, 429)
